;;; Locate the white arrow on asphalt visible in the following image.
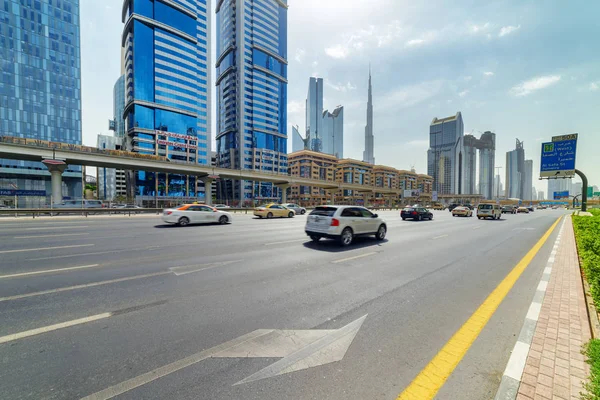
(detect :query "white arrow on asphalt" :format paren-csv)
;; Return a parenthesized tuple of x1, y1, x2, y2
(211, 314, 368, 385)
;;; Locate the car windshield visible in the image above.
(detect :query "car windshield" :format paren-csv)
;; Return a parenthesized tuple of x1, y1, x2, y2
(310, 207, 337, 217)
(479, 204, 493, 210)
(403, 208, 415, 211)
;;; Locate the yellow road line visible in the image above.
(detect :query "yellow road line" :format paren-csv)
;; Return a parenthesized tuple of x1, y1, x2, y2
(397, 216, 562, 400)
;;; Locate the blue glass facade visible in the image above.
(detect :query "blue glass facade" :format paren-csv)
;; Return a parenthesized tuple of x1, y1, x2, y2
(121, 0, 211, 200)
(113, 75, 126, 138)
(0, 0, 82, 205)
(216, 0, 288, 202)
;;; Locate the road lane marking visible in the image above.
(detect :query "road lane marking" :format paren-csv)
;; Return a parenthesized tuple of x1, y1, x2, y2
(0, 264, 100, 279)
(264, 239, 306, 246)
(432, 234, 448, 240)
(27, 245, 163, 261)
(24, 225, 89, 230)
(81, 330, 274, 400)
(397, 216, 561, 400)
(13, 233, 90, 239)
(0, 313, 112, 345)
(332, 252, 377, 264)
(169, 260, 242, 276)
(473, 226, 483, 230)
(0, 271, 170, 302)
(0, 244, 94, 254)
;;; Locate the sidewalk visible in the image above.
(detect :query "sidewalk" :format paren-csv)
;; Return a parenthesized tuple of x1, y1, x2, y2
(496, 216, 592, 400)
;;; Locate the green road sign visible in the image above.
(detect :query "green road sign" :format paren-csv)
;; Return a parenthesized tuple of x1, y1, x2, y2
(588, 187, 594, 197)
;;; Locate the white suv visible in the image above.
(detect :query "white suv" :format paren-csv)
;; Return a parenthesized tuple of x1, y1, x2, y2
(305, 205, 387, 246)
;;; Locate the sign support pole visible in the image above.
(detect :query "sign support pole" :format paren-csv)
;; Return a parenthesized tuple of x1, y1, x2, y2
(575, 169, 588, 212)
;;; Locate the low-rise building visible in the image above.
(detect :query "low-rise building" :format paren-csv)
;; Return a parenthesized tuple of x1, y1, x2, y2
(288, 150, 338, 206)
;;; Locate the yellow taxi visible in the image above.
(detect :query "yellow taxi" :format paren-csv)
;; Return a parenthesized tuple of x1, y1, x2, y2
(254, 203, 295, 219)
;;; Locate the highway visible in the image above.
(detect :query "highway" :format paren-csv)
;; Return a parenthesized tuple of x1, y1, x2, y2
(0, 209, 565, 400)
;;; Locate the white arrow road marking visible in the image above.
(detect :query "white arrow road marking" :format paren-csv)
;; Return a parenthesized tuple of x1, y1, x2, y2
(80, 315, 368, 399)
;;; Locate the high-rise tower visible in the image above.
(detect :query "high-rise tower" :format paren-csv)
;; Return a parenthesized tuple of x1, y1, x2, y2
(362, 69, 375, 164)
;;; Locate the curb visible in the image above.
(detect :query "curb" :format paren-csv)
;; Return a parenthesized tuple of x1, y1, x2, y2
(494, 217, 566, 400)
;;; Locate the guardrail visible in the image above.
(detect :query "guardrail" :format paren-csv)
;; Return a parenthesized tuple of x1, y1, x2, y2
(0, 207, 259, 218)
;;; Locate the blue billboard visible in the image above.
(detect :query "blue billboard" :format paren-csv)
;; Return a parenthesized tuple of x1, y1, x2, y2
(553, 191, 569, 200)
(540, 134, 578, 178)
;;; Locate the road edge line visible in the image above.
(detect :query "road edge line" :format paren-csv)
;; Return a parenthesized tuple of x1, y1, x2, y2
(494, 216, 565, 400)
(396, 216, 562, 400)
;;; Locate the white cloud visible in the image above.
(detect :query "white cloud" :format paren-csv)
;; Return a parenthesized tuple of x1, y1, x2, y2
(589, 81, 600, 91)
(406, 38, 425, 47)
(294, 48, 306, 63)
(379, 80, 444, 110)
(405, 31, 437, 48)
(324, 45, 349, 59)
(326, 80, 357, 92)
(324, 21, 404, 59)
(458, 90, 469, 97)
(288, 100, 304, 114)
(510, 75, 561, 97)
(483, 71, 494, 76)
(469, 22, 491, 34)
(499, 25, 521, 37)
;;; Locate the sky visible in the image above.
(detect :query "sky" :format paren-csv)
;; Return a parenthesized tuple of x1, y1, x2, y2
(80, 0, 600, 195)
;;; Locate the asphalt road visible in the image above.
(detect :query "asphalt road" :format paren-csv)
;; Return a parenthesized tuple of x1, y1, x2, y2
(0, 208, 566, 400)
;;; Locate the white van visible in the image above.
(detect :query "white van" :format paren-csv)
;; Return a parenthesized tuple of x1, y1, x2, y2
(477, 203, 502, 220)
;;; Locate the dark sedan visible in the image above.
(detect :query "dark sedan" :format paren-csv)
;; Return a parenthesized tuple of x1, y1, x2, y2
(401, 207, 433, 221)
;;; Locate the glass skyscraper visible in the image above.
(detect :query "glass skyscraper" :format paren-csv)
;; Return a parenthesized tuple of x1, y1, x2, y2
(0, 0, 82, 206)
(306, 77, 323, 152)
(506, 139, 525, 199)
(322, 106, 343, 159)
(121, 0, 211, 201)
(112, 74, 126, 139)
(427, 112, 465, 195)
(216, 0, 288, 203)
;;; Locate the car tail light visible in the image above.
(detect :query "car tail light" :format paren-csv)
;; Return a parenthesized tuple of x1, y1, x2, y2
(166, 211, 172, 215)
(412, 211, 417, 215)
(331, 218, 340, 227)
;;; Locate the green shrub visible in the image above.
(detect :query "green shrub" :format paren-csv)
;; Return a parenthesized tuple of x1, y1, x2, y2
(583, 339, 600, 399)
(573, 213, 600, 307)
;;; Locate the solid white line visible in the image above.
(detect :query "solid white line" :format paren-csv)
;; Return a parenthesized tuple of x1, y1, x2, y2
(332, 252, 377, 264)
(0, 264, 100, 279)
(0, 271, 170, 302)
(537, 281, 548, 291)
(24, 225, 89, 230)
(13, 233, 90, 239)
(432, 234, 448, 240)
(504, 341, 531, 381)
(544, 267, 552, 274)
(264, 239, 306, 246)
(0, 312, 112, 345)
(0, 244, 94, 254)
(169, 260, 242, 276)
(526, 302, 542, 321)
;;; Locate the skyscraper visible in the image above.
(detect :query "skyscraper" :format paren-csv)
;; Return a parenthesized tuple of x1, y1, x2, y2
(306, 77, 323, 152)
(427, 112, 465, 194)
(121, 0, 211, 202)
(463, 134, 478, 194)
(0, 0, 83, 206)
(322, 106, 344, 159)
(363, 69, 375, 164)
(112, 75, 126, 139)
(216, 0, 288, 202)
(523, 159, 533, 201)
(505, 139, 525, 199)
(292, 125, 307, 153)
(478, 131, 496, 200)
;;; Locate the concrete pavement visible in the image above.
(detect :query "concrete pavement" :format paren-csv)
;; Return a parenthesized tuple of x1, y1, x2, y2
(0, 208, 567, 399)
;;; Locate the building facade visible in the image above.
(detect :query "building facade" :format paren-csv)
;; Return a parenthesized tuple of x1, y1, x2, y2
(478, 131, 496, 199)
(292, 125, 306, 153)
(111, 75, 126, 139)
(427, 112, 465, 195)
(97, 134, 126, 201)
(362, 70, 375, 164)
(121, 0, 211, 203)
(322, 106, 343, 159)
(505, 139, 525, 199)
(288, 150, 337, 205)
(463, 134, 478, 195)
(306, 77, 323, 152)
(0, 0, 83, 206)
(523, 159, 533, 201)
(216, 0, 288, 203)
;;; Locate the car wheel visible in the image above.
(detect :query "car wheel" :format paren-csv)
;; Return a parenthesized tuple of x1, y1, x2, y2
(267, 212, 273, 219)
(288, 212, 294, 218)
(178, 217, 190, 226)
(402, 217, 406, 221)
(219, 216, 228, 225)
(417, 215, 422, 221)
(301, 209, 306, 215)
(429, 214, 433, 220)
(310, 235, 320, 242)
(339, 227, 353, 246)
(375, 224, 386, 240)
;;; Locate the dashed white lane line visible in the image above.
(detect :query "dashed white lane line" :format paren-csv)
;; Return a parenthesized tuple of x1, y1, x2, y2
(332, 252, 377, 264)
(0, 244, 94, 254)
(13, 233, 89, 239)
(0, 264, 100, 279)
(27, 245, 162, 261)
(0, 271, 171, 302)
(264, 239, 307, 246)
(473, 226, 483, 230)
(0, 312, 112, 345)
(23, 225, 89, 231)
(432, 234, 449, 240)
